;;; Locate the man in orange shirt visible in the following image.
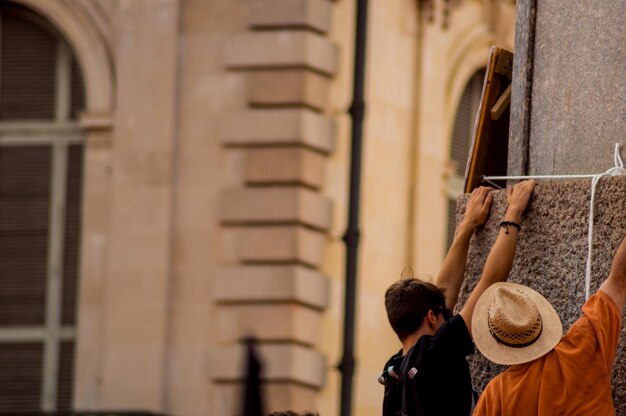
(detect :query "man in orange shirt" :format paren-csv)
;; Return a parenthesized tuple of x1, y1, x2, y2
(472, 233, 626, 416)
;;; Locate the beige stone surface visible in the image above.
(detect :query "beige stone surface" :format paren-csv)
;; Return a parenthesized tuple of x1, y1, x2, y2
(215, 304, 322, 346)
(213, 265, 329, 309)
(220, 187, 332, 230)
(235, 226, 326, 267)
(211, 344, 326, 388)
(245, 147, 327, 189)
(223, 31, 339, 76)
(212, 383, 318, 415)
(249, 0, 332, 33)
(88, 0, 180, 410)
(221, 108, 336, 153)
(27, 0, 519, 415)
(74, 130, 113, 408)
(412, 1, 516, 278)
(248, 69, 330, 110)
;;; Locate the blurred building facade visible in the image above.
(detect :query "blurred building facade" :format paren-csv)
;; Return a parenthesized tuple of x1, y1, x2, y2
(0, 0, 515, 415)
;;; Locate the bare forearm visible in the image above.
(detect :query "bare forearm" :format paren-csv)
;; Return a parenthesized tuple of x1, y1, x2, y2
(459, 207, 523, 333)
(601, 235, 626, 313)
(479, 208, 523, 285)
(610, 235, 626, 282)
(436, 222, 475, 309)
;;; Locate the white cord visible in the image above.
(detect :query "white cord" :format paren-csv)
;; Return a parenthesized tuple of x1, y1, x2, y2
(484, 143, 626, 301)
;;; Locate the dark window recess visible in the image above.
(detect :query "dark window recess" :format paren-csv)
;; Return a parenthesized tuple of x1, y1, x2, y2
(0, 146, 51, 326)
(0, 343, 43, 411)
(446, 71, 485, 249)
(57, 341, 75, 411)
(62, 145, 84, 326)
(69, 58, 86, 120)
(450, 71, 484, 176)
(446, 199, 457, 250)
(0, 5, 57, 120)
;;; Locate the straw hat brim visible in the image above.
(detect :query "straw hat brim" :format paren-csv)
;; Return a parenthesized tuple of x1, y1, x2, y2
(472, 282, 563, 366)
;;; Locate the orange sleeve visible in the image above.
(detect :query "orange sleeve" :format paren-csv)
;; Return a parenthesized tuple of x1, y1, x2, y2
(582, 291, 622, 372)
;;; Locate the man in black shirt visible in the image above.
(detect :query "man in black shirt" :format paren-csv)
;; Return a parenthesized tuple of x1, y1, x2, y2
(380, 180, 536, 416)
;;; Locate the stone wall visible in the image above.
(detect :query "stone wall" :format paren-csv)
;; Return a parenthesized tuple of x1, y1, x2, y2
(456, 176, 626, 413)
(509, 0, 626, 176)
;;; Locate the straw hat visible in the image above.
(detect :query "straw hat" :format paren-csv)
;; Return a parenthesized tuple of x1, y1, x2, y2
(472, 282, 563, 365)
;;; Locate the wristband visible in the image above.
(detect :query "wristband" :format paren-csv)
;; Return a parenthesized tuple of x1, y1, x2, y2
(499, 221, 521, 234)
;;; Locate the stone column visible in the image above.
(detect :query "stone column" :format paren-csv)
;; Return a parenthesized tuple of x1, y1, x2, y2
(214, 0, 338, 412)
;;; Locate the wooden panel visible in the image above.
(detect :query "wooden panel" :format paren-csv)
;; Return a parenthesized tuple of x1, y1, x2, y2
(464, 47, 513, 193)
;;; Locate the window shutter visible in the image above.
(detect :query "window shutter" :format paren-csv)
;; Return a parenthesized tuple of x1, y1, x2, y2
(0, 6, 57, 120)
(56, 341, 75, 410)
(0, 343, 43, 411)
(70, 58, 86, 120)
(446, 71, 485, 248)
(0, 146, 51, 326)
(62, 145, 83, 326)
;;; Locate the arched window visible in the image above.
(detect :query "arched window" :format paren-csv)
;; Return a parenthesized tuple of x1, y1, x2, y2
(0, 3, 85, 412)
(446, 70, 484, 249)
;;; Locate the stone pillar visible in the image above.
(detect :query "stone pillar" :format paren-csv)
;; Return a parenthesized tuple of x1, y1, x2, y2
(214, 0, 337, 413)
(509, 0, 625, 176)
(96, 0, 180, 410)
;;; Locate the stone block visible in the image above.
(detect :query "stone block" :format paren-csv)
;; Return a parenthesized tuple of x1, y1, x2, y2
(221, 109, 335, 154)
(213, 265, 329, 310)
(456, 176, 626, 412)
(220, 187, 332, 230)
(249, 0, 332, 33)
(245, 147, 326, 189)
(211, 383, 318, 415)
(236, 226, 326, 267)
(211, 343, 326, 388)
(215, 304, 322, 346)
(248, 70, 330, 110)
(223, 31, 338, 76)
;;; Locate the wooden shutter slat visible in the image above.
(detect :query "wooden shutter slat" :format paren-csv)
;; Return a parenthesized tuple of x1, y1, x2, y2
(0, 343, 43, 411)
(0, 146, 50, 326)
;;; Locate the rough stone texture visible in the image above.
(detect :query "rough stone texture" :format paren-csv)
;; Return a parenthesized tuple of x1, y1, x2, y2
(456, 176, 626, 412)
(525, 0, 625, 175)
(508, 0, 536, 176)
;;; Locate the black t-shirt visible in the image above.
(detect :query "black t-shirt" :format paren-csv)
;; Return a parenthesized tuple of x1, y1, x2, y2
(381, 314, 476, 416)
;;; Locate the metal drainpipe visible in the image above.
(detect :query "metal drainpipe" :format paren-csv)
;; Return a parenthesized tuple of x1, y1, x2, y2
(338, 0, 369, 414)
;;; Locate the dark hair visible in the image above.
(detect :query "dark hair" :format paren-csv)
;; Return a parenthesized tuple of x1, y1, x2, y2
(269, 412, 319, 416)
(384, 278, 446, 341)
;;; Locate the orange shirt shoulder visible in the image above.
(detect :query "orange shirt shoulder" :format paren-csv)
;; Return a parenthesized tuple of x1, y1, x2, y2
(474, 291, 622, 416)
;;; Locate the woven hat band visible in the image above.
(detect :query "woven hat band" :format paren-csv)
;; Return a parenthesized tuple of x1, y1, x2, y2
(486, 286, 544, 348)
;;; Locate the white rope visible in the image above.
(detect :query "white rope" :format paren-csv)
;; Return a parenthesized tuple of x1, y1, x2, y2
(484, 143, 626, 301)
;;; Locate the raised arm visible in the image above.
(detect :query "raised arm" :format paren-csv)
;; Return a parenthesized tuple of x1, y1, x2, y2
(459, 180, 536, 336)
(599, 234, 626, 314)
(436, 186, 493, 310)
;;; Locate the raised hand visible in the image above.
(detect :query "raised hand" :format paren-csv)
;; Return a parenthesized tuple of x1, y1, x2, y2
(462, 186, 494, 230)
(506, 180, 536, 221)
